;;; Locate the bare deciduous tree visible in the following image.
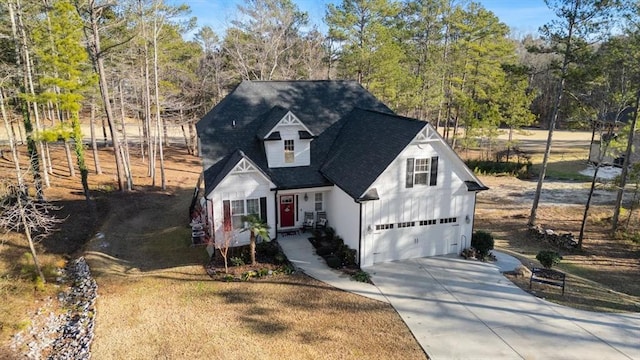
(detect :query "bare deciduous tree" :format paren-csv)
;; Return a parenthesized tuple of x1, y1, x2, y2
(0, 181, 64, 282)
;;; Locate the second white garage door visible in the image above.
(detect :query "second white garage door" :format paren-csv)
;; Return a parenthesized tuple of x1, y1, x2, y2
(371, 223, 461, 264)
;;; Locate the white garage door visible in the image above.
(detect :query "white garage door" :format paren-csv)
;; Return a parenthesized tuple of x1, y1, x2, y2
(371, 223, 460, 264)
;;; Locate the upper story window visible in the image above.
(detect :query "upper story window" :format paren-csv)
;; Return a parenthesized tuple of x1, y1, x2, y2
(414, 158, 430, 185)
(284, 139, 295, 163)
(406, 156, 439, 188)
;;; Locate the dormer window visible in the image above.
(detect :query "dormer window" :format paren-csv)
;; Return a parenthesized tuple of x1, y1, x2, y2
(259, 108, 312, 168)
(284, 140, 295, 163)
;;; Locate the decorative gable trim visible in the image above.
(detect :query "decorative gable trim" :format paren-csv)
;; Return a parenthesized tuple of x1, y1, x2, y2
(205, 150, 275, 196)
(231, 158, 259, 174)
(412, 125, 439, 143)
(265, 111, 315, 139)
(281, 111, 302, 126)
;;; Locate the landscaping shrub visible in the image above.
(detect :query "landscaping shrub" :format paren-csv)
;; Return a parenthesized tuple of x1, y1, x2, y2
(242, 270, 257, 281)
(256, 241, 279, 257)
(316, 246, 333, 256)
(310, 229, 325, 245)
(324, 255, 342, 268)
(273, 252, 287, 265)
(257, 268, 270, 277)
(337, 246, 357, 266)
(324, 226, 336, 242)
(536, 250, 562, 269)
(230, 257, 245, 267)
(351, 270, 371, 283)
(471, 230, 494, 258)
(466, 159, 531, 178)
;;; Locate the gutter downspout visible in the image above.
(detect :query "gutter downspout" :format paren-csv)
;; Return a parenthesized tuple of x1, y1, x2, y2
(470, 191, 478, 249)
(358, 202, 362, 266)
(274, 189, 279, 240)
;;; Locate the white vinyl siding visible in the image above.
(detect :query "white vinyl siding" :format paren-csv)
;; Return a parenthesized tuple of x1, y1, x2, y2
(209, 167, 276, 247)
(359, 137, 475, 267)
(263, 124, 311, 168)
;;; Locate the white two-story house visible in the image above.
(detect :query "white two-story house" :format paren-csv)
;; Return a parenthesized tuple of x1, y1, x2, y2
(196, 81, 488, 267)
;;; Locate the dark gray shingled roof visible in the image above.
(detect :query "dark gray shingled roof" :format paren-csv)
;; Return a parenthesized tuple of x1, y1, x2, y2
(464, 180, 490, 192)
(256, 106, 289, 140)
(203, 149, 272, 195)
(321, 109, 428, 200)
(197, 80, 393, 191)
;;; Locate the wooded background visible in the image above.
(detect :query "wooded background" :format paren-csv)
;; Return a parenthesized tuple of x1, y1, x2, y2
(1, 0, 639, 200)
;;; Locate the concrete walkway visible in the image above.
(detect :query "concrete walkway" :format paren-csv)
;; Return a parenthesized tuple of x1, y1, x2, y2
(277, 233, 388, 303)
(278, 234, 640, 360)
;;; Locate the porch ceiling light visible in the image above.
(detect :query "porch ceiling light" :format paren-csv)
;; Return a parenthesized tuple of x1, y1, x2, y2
(304, 193, 308, 201)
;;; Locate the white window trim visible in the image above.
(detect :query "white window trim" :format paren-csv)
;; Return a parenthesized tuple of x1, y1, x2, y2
(284, 139, 295, 163)
(414, 158, 430, 185)
(230, 198, 261, 229)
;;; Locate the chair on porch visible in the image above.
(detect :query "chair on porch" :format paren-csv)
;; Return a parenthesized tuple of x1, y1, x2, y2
(316, 211, 327, 229)
(301, 212, 315, 232)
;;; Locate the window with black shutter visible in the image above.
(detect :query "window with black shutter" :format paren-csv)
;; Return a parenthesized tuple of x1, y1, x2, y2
(407, 157, 439, 187)
(406, 158, 414, 188)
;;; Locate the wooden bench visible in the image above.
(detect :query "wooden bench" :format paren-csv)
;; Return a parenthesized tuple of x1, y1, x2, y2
(529, 267, 566, 295)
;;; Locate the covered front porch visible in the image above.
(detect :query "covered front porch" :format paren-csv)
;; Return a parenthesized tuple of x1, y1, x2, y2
(276, 186, 332, 233)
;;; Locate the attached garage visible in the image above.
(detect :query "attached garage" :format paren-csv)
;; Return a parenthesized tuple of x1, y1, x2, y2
(369, 218, 462, 265)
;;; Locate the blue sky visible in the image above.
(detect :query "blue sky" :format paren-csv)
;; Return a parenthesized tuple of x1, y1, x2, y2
(178, 0, 554, 38)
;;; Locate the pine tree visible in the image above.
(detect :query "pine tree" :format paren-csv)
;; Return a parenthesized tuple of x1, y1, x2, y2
(529, 0, 617, 226)
(32, 0, 96, 208)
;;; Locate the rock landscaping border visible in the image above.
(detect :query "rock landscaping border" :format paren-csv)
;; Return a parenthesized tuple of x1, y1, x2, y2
(10, 257, 98, 360)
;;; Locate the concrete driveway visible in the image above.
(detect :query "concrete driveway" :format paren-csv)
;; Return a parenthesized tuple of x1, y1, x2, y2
(368, 256, 640, 360)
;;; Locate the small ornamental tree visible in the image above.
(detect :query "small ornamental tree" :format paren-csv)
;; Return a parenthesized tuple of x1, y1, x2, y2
(536, 250, 562, 269)
(216, 222, 236, 274)
(241, 214, 270, 265)
(0, 181, 64, 283)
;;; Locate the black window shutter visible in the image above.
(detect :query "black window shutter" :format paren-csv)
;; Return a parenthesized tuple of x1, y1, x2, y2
(223, 200, 231, 231)
(260, 197, 267, 222)
(430, 156, 439, 186)
(406, 158, 415, 188)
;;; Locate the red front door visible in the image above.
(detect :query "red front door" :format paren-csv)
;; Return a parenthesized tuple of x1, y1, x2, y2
(280, 195, 295, 227)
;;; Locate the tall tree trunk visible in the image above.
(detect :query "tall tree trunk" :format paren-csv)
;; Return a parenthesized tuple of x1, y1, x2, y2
(118, 80, 133, 190)
(578, 126, 613, 247)
(3, 87, 45, 279)
(1, 88, 23, 188)
(81, 0, 126, 191)
(612, 91, 640, 231)
(19, 195, 45, 282)
(529, 0, 578, 226)
(71, 111, 95, 214)
(64, 141, 75, 176)
(152, 11, 166, 191)
(10, 0, 46, 200)
(89, 96, 102, 174)
(143, 43, 154, 181)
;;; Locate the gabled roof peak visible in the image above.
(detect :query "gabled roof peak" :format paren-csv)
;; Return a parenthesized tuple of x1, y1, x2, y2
(256, 106, 314, 140)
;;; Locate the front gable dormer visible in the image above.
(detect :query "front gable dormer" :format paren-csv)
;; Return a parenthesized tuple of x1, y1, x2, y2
(260, 109, 314, 168)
